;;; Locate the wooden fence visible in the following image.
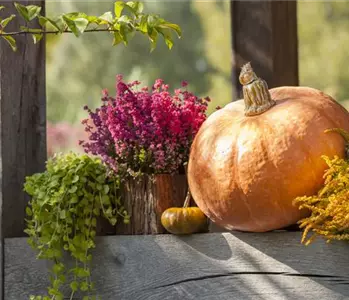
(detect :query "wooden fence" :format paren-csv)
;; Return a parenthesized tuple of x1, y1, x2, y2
(0, 1, 348, 299)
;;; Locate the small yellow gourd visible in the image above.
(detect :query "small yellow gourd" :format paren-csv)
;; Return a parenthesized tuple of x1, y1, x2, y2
(161, 189, 208, 235)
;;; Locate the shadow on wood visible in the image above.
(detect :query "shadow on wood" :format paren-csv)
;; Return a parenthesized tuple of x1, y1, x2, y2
(5, 233, 349, 300)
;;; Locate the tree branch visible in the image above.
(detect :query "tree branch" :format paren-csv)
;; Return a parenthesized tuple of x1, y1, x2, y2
(0, 28, 121, 36)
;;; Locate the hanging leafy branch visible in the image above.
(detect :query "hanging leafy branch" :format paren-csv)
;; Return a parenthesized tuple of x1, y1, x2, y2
(0, 1, 182, 52)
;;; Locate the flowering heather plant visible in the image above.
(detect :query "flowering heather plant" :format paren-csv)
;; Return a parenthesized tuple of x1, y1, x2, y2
(80, 76, 210, 176)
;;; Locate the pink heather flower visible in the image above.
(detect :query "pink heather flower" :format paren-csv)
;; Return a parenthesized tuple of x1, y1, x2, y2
(102, 89, 109, 97)
(80, 76, 209, 176)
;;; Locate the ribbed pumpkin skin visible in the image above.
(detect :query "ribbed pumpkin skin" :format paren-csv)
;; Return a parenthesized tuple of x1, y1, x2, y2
(161, 207, 208, 235)
(188, 87, 349, 232)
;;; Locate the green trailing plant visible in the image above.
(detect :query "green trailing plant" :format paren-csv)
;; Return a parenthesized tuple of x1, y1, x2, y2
(294, 128, 349, 245)
(0, 1, 181, 51)
(24, 152, 129, 300)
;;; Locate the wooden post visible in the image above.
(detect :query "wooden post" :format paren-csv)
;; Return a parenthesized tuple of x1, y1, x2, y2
(0, 0, 46, 299)
(231, 0, 299, 98)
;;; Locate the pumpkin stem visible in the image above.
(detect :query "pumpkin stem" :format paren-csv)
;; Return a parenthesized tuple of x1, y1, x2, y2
(183, 161, 191, 208)
(239, 62, 276, 116)
(183, 190, 191, 208)
(324, 128, 349, 158)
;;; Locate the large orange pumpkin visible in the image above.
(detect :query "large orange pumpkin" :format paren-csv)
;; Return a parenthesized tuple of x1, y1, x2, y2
(187, 63, 349, 232)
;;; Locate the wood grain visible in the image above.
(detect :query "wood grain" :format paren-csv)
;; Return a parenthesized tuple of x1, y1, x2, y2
(0, 1, 46, 300)
(0, 0, 46, 238)
(5, 232, 349, 299)
(231, 1, 298, 98)
(115, 175, 188, 234)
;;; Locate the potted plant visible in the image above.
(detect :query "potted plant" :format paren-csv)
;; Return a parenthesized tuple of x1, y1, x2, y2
(24, 152, 129, 299)
(80, 76, 210, 234)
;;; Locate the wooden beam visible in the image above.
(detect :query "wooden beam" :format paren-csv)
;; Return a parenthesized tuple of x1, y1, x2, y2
(0, 1, 46, 298)
(231, 1, 299, 98)
(0, 0, 46, 236)
(5, 232, 349, 299)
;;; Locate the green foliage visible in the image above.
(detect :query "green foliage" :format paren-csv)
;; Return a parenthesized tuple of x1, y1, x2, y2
(46, 1, 213, 125)
(0, 1, 181, 52)
(24, 152, 129, 299)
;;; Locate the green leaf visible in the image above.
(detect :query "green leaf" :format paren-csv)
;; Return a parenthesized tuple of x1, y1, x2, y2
(73, 18, 89, 34)
(72, 175, 79, 183)
(86, 15, 99, 24)
(59, 210, 66, 219)
(2, 36, 17, 51)
(26, 206, 33, 216)
(39, 16, 63, 33)
(112, 31, 123, 46)
(106, 206, 112, 215)
(139, 15, 148, 33)
(70, 281, 79, 292)
(0, 14, 16, 29)
(126, 1, 144, 15)
(62, 15, 79, 37)
(119, 21, 135, 45)
(157, 27, 173, 50)
(70, 195, 79, 204)
(64, 12, 88, 20)
(0, 6, 5, 11)
(32, 33, 43, 44)
(14, 3, 41, 22)
(147, 15, 158, 28)
(149, 29, 158, 52)
(101, 195, 110, 205)
(68, 185, 77, 193)
(52, 263, 64, 274)
(26, 5, 42, 21)
(160, 22, 182, 38)
(14, 2, 29, 22)
(114, 1, 125, 18)
(103, 185, 110, 194)
(98, 11, 113, 24)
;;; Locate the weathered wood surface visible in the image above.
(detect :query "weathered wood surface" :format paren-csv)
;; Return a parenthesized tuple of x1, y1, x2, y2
(231, 1, 299, 98)
(0, 0, 46, 238)
(5, 232, 349, 299)
(115, 175, 188, 235)
(0, 1, 46, 300)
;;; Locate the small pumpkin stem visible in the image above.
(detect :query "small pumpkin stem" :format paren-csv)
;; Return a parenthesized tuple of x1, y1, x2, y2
(183, 161, 191, 208)
(239, 62, 276, 116)
(183, 190, 191, 208)
(324, 128, 349, 158)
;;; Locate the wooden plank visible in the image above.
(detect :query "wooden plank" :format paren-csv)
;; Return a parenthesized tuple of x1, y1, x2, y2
(231, 1, 298, 98)
(5, 232, 349, 299)
(0, 0, 46, 237)
(0, 2, 46, 298)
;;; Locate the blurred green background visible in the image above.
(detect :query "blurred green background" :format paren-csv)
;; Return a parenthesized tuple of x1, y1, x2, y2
(46, 1, 349, 155)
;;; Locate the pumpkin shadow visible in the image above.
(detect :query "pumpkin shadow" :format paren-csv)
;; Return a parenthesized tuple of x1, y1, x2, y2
(172, 231, 232, 260)
(89, 234, 251, 299)
(230, 230, 349, 298)
(92, 233, 332, 300)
